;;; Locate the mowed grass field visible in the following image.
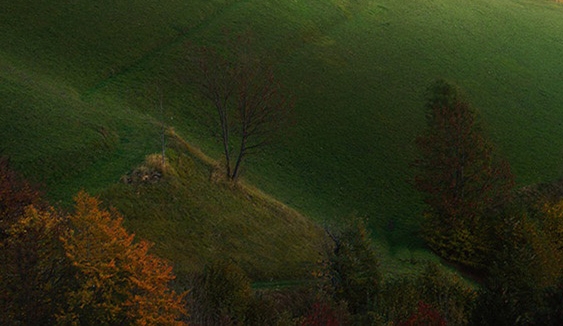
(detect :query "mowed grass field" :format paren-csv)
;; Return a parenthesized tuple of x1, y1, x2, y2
(2, 0, 563, 274)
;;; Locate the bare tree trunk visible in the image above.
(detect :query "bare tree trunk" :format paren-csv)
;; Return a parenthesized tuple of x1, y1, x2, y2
(215, 99, 232, 178)
(189, 33, 293, 181)
(159, 94, 166, 168)
(231, 135, 247, 181)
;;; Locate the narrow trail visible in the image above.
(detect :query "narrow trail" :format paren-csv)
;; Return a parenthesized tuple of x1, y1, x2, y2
(251, 278, 319, 290)
(81, 0, 251, 98)
(81, 0, 374, 99)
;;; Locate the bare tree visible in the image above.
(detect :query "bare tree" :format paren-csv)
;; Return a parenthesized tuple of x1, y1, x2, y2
(189, 34, 293, 181)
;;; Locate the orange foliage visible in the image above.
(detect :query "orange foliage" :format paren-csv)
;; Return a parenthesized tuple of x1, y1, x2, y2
(1, 161, 186, 324)
(59, 191, 187, 325)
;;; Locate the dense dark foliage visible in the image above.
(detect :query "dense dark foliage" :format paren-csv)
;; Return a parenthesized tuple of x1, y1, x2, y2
(188, 260, 252, 325)
(413, 80, 514, 269)
(325, 218, 382, 317)
(471, 198, 563, 325)
(379, 263, 475, 325)
(0, 158, 66, 325)
(397, 301, 447, 326)
(0, 206, 71, 325)
(0, 157, 43, 239)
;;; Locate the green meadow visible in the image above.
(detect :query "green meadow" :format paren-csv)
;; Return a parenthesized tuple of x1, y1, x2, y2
(2, 0, 563, 277)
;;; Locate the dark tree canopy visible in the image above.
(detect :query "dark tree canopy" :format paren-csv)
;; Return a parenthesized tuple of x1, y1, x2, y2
(413, 80, 514, 268)
(0, 157, 43, 239)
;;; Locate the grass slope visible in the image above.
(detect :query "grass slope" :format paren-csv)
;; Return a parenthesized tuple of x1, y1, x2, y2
(100, 135, 328, 281)
(244, 0, 563, 247)
(0, 54, 160, 202)
(2, 0, 563, 272)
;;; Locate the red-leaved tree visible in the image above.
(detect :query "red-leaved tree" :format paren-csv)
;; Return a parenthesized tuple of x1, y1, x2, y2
(0, 157, 43, 239)
(301, 302, 341, 326)
(397, 301, 447, 326)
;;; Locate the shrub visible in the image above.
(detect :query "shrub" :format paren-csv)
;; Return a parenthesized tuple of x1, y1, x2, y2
(245, 293, 280, 326)
(397, 301, 447, 326)
(325, 217, 382, 317)
(380, 263, 475, 326)
(417, 264, 475, 325)
(301, 302, 341, 326)
(189, 260, 252, 325)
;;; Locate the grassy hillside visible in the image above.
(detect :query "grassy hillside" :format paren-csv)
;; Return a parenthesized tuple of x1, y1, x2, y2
(244, 0, 563, 247)
(2, 0, 563, 273)
(100, 135, 328, 281)
(0, 54, 160, 201)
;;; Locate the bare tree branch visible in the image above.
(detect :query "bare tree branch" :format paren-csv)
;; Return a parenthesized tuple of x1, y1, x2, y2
(187, 33, 293, 181)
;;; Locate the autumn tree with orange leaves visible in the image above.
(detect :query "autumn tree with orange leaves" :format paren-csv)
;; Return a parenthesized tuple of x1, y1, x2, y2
(58, 191, 187, 325)
(0, 159, 187, 325)
(413, 80, 514, 269)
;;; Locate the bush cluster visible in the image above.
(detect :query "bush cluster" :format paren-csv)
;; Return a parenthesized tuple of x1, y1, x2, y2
(177, 217, 476, 326)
